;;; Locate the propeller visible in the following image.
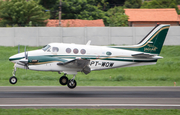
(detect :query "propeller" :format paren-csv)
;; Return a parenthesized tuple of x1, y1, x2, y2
(25, 46, 28, 60)
(24, 46, 29, 69)
(19, 46, 29, 69)
(18, 44, 20, 53)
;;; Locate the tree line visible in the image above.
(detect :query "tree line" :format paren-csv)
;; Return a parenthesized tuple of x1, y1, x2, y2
(0, 0, 179, 27)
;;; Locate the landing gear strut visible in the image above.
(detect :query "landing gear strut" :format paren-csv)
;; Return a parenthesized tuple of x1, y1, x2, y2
(9, 65, 17, 84)
(67, 75, 77, 89)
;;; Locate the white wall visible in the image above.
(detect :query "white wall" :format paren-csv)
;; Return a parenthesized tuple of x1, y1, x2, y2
(0, 26, 179, 46)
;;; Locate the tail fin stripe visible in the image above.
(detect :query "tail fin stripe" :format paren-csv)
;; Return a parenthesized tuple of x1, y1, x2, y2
(132, 26, 169, 48)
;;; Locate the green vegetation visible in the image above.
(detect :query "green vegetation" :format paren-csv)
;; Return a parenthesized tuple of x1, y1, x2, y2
(0, 45, 180, 86)
(106, 6, 128, 27)
(177, 0, 180, 4)
(124, 0, 142, 8)
(141, 0, 179, 14)
(0, 0, 50, 27)
(0, 108, 180, 115)
(0, 0, 179, 27)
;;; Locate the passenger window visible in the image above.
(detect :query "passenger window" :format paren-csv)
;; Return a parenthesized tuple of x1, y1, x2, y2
(66, 48, 71, 53)
(81, 49, 86, 54)
(73, 48, 79, 54)
(52, 47, 59, 52)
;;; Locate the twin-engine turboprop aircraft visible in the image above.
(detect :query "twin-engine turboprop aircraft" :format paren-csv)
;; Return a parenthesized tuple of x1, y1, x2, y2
(9, 24, 170, 89)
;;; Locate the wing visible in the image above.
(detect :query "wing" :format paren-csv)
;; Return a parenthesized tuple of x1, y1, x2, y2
(57, 58, 91, 74)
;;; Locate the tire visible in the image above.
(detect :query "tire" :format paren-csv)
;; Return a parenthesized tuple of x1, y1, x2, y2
(59, 76, 68, 85)
(67, 80, 77, 89)
(9, 76, 17, 84)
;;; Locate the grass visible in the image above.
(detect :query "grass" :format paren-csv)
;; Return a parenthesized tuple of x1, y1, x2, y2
(0, 108, 180, 115)
(0, 45, 180, 86)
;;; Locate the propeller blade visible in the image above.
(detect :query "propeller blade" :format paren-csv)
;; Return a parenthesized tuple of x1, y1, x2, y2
(26, 52, 28, 59)
(25, 46, 28, 59)
(18, 44, 20, 53)
(25, 46, 28, 69)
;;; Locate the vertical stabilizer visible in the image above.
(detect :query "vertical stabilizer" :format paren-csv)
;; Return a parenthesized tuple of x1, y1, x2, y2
(111, 24, 170, 55)
(136, 24, 170, 54)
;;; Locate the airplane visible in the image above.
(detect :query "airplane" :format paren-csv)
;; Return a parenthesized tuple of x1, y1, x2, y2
(9, 24, 170, 89)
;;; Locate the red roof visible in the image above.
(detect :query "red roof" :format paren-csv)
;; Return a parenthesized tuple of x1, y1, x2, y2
(125, 9, 179, 22)
(178, 5, 180, 10)
(46, 19, 105, 27)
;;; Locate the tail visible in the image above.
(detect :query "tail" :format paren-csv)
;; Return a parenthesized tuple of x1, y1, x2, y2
(112, 24, 170, 55)
(136, 24, 170, 55)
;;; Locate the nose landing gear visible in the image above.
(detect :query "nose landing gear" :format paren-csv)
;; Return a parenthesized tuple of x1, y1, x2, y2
(9, 65, 17, 84)
(9, 76, 17, 84)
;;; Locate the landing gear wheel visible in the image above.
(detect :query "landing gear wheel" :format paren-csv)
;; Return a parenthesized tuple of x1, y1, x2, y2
(67, 80, 77, 89)
(9, 76, 17, 84)
(59, 76, 68, 85)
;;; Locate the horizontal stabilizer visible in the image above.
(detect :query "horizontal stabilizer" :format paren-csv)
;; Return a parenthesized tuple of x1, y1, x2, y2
(132, 53, 163, 59)
(132, 53, 155, 58)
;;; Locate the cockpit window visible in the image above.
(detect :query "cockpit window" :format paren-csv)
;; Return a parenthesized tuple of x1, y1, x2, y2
(42, 45, 51, 51)
(52, 47, 59, 52)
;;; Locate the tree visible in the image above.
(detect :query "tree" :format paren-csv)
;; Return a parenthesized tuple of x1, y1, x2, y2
(141, 0, 179, 13)
(177, 0, 180, 4)
(87, 0, 109, 11)
(106, 0, 125, 7)
(0, 0, 50, 26)
(36, 0, 59, 19)
(124, 0, 142, 8)
(36, 0, 129, 26)
(106, 6, 129, 26)
(38, 0, 58, 10)
(61, 0, 108, 20)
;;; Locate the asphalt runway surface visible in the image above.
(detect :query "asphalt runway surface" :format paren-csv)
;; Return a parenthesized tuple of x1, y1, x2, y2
(0, 86, 180, 109)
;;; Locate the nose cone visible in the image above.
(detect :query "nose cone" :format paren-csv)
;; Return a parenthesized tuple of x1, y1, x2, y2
(9, 53, 24, 63)
(9, 56, 14, 62)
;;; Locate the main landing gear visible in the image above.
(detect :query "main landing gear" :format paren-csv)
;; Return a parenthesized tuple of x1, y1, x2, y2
(59, 74, 77, 89)
(9, 65, 17, 84)
(9, 65, 77, 89)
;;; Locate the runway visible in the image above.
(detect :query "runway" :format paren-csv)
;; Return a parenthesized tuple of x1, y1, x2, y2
(0, 86, 180, 109)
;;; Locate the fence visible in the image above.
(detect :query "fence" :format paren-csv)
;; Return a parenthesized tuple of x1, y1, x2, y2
(0, 26, 179, 46)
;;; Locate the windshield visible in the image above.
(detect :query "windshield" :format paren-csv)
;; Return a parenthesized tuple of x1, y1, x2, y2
(42, 45, 51, 51)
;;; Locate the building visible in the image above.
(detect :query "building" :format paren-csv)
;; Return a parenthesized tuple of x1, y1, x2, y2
(46, 19, 105, 27)
(178, 5, 180, 10)
(125, 9, 180, 27)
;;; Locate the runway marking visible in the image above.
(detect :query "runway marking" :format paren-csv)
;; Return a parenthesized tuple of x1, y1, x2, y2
(1, 104, 180, 107)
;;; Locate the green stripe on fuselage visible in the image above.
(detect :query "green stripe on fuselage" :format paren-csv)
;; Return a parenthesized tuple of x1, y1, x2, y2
(10, 55, 157, 65)
(28, 55, 157, 65)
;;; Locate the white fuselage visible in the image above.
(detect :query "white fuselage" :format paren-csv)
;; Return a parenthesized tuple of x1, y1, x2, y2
(9, 43, 157, 75)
